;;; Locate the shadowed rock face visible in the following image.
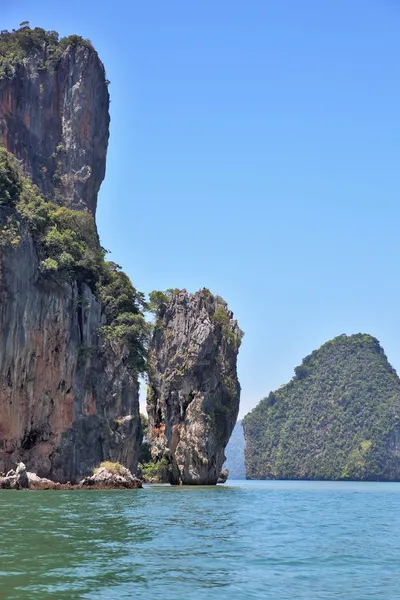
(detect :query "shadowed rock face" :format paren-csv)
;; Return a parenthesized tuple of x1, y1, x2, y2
(0, 45, 109, 215)
(147, 290, 242, 485)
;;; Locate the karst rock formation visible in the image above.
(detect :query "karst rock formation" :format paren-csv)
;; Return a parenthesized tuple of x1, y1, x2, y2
(147, 290, 243, 485)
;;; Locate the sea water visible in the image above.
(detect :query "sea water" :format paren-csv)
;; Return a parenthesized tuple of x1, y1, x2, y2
(1, 480, 400, 599)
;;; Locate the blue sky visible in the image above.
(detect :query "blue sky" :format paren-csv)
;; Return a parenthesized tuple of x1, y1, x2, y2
(4, 1, 400, 417)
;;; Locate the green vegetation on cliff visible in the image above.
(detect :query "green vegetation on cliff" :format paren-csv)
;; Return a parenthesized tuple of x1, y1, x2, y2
(0, 24, 93, 78)
(244, 334, 400, 481)
(148, 289, 179, 316)
(0, 147, 149, 373)
(149, 288, 243, 354)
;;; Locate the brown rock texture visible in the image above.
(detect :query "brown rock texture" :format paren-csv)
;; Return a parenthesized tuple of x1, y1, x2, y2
(147, 290, 243, 485)
(0, 44, 109, 215)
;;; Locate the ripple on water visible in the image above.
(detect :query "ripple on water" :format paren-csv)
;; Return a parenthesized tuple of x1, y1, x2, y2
(1, 481, 400, 599)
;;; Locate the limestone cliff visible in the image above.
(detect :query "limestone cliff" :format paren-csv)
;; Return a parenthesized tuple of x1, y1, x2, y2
(0, 27, 142, 482)
(0, 28, 109, 215)
(147, 290, 243, 485)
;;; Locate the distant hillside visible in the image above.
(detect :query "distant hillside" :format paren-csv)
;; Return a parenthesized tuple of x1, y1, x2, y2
(243, 334, 400, 481)
(224, 420, 246, 479)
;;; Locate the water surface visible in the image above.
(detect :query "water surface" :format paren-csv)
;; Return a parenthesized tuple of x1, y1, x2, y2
(1, 480, 400, 599)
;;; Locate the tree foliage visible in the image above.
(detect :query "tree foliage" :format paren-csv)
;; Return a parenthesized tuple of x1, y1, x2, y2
(0, 24, 94, 78)
(0, 148, 22, 205)
(212, 306, 241, 349)
(148, 289, 179, 315)
(138, 457, 171, 482)
(244, 334, 400, 481)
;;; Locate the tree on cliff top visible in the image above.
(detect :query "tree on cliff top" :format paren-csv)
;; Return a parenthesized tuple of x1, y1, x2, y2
(0, 25, 93, 78)
(244, 334, 400, 482)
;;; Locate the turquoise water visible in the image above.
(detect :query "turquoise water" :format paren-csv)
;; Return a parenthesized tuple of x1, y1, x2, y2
(1, 480, 400, 599)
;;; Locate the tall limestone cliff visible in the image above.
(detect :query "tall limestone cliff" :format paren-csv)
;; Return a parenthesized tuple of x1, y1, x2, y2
(147, 289, 243, 485)
(0, 26, 145, 482)
(244, 334, 400, 481)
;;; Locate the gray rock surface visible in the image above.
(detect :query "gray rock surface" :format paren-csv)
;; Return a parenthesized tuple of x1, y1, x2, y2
(0, 462, 29, 489)
(0, 44, 109, 215)
(147, 289, 243, 485)
(217, 468, 229, 484)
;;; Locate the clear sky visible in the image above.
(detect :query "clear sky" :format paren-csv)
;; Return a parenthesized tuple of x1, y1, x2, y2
(4, 1, 400, 417)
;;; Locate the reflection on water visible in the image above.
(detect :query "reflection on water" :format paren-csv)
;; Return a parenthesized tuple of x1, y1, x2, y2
(1, 481, 400, 599)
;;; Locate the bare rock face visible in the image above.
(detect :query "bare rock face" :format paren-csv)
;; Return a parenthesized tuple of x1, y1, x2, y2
(0, 233, 141, 482)
(0, 44, 109, 215)
(147, 290, 243, 485)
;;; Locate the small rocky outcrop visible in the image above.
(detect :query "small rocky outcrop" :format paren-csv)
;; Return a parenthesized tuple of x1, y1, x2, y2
(147, 289, 243, 485)
(79, 463, 142, 489)
(0, 462, 29, 489)
(0, 462, 142, 490)
(217, 468, 229, 484)
(27, 472, 63, 490)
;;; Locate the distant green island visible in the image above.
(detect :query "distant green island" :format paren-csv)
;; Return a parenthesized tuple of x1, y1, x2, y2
(243, 334, 400, 481)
